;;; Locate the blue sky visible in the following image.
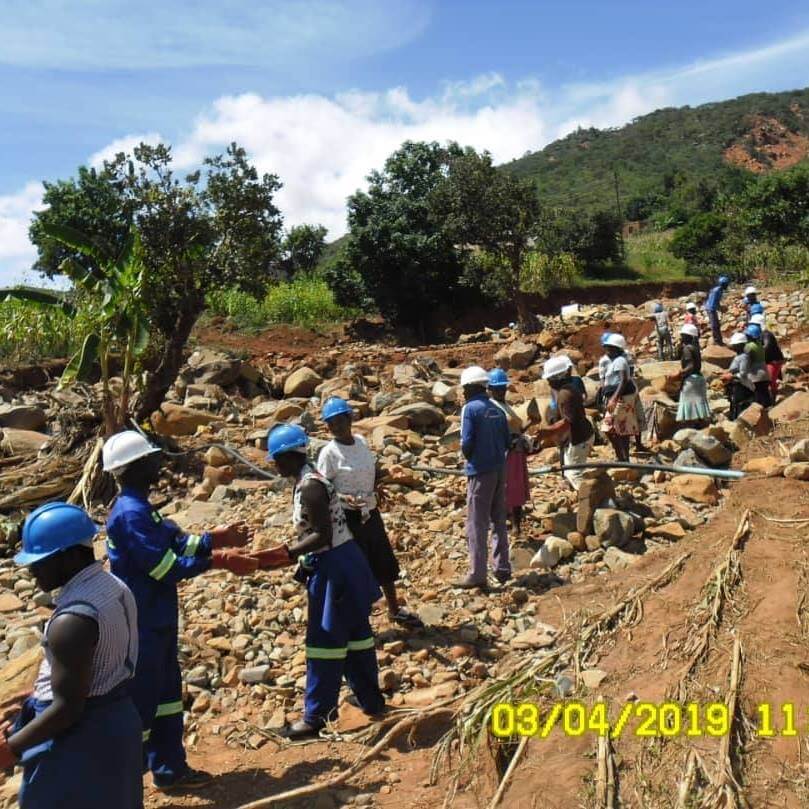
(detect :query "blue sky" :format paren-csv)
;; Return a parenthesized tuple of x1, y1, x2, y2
(2, 0, 809, 283)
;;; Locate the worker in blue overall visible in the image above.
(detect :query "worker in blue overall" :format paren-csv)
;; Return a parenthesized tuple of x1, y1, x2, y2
(263, 423, 385, 739)
(1, 502, 142, 808)
(704, 275, 730, 345)
(103, 431, 258, 791)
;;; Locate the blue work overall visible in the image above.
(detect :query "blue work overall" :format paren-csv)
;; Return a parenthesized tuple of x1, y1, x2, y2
(107, 488, 212, 787)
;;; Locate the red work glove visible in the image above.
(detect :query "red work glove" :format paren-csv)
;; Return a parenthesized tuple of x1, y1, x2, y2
(249, 545, 295, 570)
(211, 550, 259, 576)
(0, 723, 18, 770)
(209, 522, 252, 549)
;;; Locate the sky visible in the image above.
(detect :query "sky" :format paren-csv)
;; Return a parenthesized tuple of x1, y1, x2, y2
(2, 0, 809, 285)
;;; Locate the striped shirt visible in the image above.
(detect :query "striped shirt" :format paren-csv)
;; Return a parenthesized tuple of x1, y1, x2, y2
(34, 562, 138, 701)
(293, 464, 353, 553)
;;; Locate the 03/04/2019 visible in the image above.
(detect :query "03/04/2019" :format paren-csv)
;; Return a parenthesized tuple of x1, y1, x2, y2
(490, 701, 802, 740)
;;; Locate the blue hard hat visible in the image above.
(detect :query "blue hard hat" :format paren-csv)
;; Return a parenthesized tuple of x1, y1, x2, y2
(488, 368, 508, 388)
(15, 502, 98, 566)
(600, 332, 613, 347)
(745, 324, 762, 340)
(654, 303, 663, 313)
(267, 423, 309, 460)
(718, 275, 730, 287)
(749, 302, 764, 315)
(321, 396, 352, 422)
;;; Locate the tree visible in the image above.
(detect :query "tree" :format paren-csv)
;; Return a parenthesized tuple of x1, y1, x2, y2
(670, 212, 728, 271)
(4, 225, 149, 435)
(280, 224, 327, 276)
(338, 141, 466, 334)
(30, 142, 284, 419)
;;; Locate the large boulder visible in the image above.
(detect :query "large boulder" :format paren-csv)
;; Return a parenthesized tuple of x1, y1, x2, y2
(283, 367, 322, 398)
(577, 473, 616, 535)
(789, 341, 809, 370)
(736, 403, 772, 436)
(0, 404, 47, 432)
(151, 403, 221, 437)
(789, 439, 809, 463)
(701, 344, 736, 370)
(667, 474, 719, 504)
(770, 392, 809, 423)
(0, 428, 49, 456)
(186, 349, 242, 386)
(592, 508, 634, 549)
(494, 340, 537, 370)
(687, 433, 732, 467)
(389, 402, 446, 430)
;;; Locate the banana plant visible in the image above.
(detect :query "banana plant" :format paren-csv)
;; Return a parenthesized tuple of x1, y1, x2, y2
(1, 224, 150, 435)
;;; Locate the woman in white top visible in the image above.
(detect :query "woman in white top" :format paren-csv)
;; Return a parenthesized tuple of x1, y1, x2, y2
(317, 398, 422, 628)
(600, 333, 639, 462)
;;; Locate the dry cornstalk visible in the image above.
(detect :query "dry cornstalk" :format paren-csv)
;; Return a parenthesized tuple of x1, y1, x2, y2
(672, 511, 749, 702)
(705, 636, 747, 809)
(234, 707, 455, 809)
(487, 735, 528, 809)
(68, 437, 104, 509)
(596, 732, 617, 808)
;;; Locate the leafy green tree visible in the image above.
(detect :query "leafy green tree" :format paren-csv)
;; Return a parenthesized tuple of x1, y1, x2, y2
(29, 142, 284, 419)
(281, 224, 327, 276)
(670, 212, 728, 270)
(338, 140, 466, 334)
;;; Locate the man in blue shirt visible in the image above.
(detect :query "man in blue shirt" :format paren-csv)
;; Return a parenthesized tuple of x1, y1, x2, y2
(103, 431, 257, 792)
(456, 366, 511, 589)
(703, 275, 730, 345)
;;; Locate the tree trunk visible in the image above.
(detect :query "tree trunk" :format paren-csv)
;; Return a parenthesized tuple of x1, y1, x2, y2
(135, 304, 201, 422)
(515, 290, 540, 334)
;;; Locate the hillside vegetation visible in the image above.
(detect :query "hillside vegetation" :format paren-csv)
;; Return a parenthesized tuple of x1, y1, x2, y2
(504, 87, 809, 221)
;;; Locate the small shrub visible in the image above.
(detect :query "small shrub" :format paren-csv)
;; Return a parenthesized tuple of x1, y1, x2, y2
(207, 276, 355, 330)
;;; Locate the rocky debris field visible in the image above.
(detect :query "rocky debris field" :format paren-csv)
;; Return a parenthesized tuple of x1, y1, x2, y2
(0, 285, 808, 808)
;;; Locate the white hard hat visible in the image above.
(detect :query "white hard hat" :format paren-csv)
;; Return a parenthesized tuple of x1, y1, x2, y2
(542, 354, 573, 380)
(680, 324, 699, 338)
(750, 313, 766, 326)
(103, 430, 161, 472)
(744, 286, 757, 296)
(686, 302, 698, 312)
(460, 365, 490, 387)
(729, 332, 747, 346)
(605, 333, 627, 351)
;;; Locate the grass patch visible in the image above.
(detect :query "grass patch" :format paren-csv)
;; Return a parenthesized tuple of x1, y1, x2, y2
(207, 276, 357, 330)
(570, 230, 694, 287)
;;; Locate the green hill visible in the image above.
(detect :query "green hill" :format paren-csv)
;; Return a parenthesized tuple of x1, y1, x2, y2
(503, 87, 809, 218)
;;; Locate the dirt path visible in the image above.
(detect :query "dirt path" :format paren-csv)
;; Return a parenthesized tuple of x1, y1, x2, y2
(143, 422, 809, 809)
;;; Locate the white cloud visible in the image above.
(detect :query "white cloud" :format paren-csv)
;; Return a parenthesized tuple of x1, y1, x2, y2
(89, 132, 163, 168)
(172, 80, 550, 237)
(0, 183, 43, 287)
(0, 0, 430, 70)
(4, 28, 809, 283)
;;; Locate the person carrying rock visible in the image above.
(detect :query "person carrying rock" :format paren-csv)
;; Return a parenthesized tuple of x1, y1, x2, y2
(316, 397, 422, 628)
(264, 423, 385, 739)
(704, 275, 730, 345)
(487, 368, 531, 536)
(675, 324, 711, 427)
(537, 355, 594, 492)
(651, 303, 674, 360)
(751, 313, 784, 402)
(103, 431, 257, 792)
(2, 503, 142, 809)
(457, 365, 511, 589)
(600, 334, 639, 462)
